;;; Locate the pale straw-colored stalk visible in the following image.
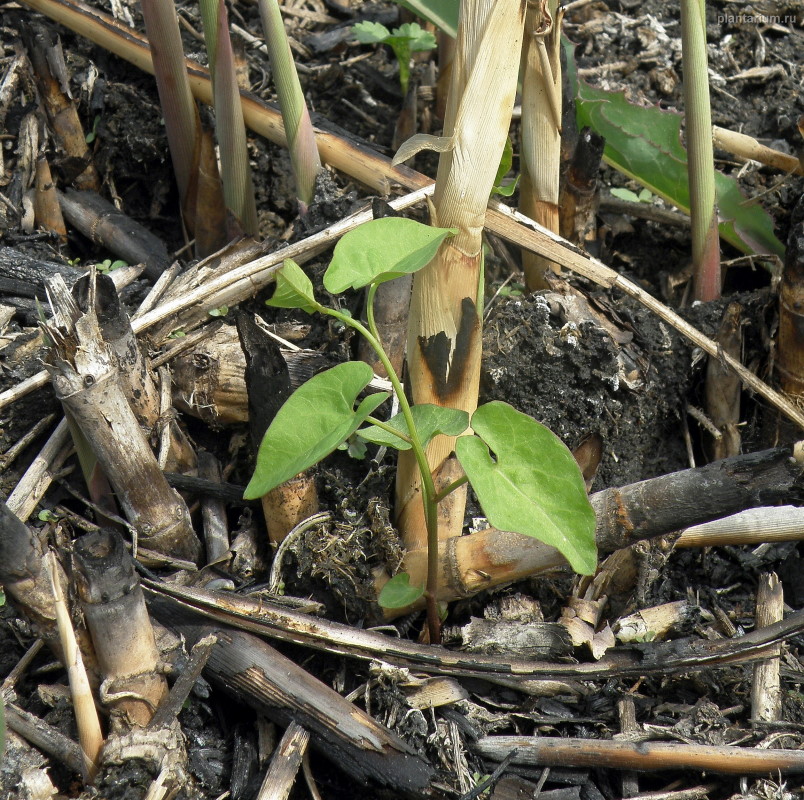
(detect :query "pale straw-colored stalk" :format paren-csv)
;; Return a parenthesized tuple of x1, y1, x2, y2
(257, 0, 321, 211)
(681, 0, 720, 301)
(47, 551, 103, 782)
(199, 0, 258, 235)
(519, 0, 562, 290)
(394, 0, 527, 553)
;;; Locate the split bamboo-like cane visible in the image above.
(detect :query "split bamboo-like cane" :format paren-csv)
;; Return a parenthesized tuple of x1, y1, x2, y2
(73, 529, 169, 730)
(44, 276, 200, 561)
(750, 572, 783, 723)
(47, 551, 104, 782)
(778, 202, 804, 396)
(473, 735, 804, 775)
(519, 0, 563, 290)
(396, 0, 528, 552)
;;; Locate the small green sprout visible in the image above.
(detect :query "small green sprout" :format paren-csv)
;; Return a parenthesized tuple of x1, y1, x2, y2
(209, 305, 229, 317)
(610, 187, 653, 204)
(353, 21, 436, 95)
(95, 258, 128, 273)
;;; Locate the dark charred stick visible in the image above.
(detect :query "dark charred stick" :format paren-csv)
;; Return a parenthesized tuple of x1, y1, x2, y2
(236, 312, 319, 544)
(704, 301, 743, 460)
(0, 245, 83, 293)
(592, 446, 803, 554)
(147, 633, 217, 731)
(73, 529, 168, 729)
(472, 736, 804, 776)
(23, 24, 99, 191)
(558, 126, 604, 249)
(4, 701, 85, 775)
(147, 600, 436, 796)
(164, 471, 254, 505)
(0, 500, 98, 682)
(142, 580, 804, 681)
(58, 189, 171, 279)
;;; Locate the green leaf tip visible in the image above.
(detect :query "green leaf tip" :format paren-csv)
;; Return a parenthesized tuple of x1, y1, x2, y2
(324, 217, 455, 293)
(456, 402, 597, 575)
(266, 259, 318, 313)
(244, 361, 388, 499)
(378, 572, 425, 609)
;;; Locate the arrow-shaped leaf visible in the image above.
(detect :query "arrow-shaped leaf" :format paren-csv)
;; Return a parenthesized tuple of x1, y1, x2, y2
(456, 401, 597, 575)
(244, 362, 388, 498)
(324, 217, 455, 293)
(266, 259, 318, 313)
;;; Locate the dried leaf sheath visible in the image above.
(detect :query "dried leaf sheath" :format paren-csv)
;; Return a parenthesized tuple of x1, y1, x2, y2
(396, 0, 528, 549)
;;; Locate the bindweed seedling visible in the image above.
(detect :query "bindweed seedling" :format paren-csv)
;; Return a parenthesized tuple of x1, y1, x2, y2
(352, 21, 436, 96)
(244, 217, 597, 641)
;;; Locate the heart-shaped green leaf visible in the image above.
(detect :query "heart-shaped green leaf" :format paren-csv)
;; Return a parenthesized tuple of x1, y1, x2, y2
(324, 218, 455, 293)
(378, 572, 425, 609)
(265, 259, 318, 313)
(456, 401, 597, 575)
(244, 362, 388, 498)
(359, 404, 469, 451)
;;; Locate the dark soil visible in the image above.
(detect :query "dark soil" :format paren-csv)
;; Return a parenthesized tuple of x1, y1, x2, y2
(1, 0, 804, 798)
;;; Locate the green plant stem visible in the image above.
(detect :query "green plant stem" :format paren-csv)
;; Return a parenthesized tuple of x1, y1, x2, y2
(433, 474, 469, 504)
(327, 289, 442, 642)
(680, 0, 720, 301)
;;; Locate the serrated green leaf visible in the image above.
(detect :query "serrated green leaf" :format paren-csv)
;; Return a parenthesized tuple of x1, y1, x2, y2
(244, 362, 388, 498)
(359, 404, 469, 451)
(266, 259, 318, 313)
(395, 0, 458, 38)
(378, 572, 425, 609)
(565, 39, 784, 258)
(324, 218, 455, 293)
(394, 22, 436, 51)
(353, 20, 391, 44)
(456, 402, 597, 575)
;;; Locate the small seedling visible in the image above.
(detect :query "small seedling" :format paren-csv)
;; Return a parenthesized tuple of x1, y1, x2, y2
(353, 21, 436, 95)
(610, 187, 653, 204)
(95, 258, 128, 273)
(244, 217, 596, 639)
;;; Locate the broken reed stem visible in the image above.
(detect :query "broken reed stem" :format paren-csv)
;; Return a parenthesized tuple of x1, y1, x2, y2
(676, 506, 804, 548)
(44, 282, 201, 561)
(751, 572, 783, 723)
(396, 0, 527, 551)
(519, 0, 562, 290)
(73, 530, 168, 729)
(255, 721, 310, 800)
(472, 735, 804, 775)
(713, 126, 804, 176)
(46, 551, 103, 782)
(680, 0, 720, 301)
